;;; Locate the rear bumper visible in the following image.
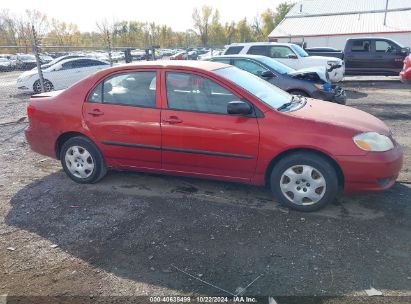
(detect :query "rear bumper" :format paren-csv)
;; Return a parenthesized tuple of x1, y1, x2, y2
(336, 144, 403, 193)
(25, 127, 57, 159)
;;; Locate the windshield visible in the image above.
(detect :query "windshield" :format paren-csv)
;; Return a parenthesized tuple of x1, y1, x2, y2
(258, 56, 295, 74)
(292, 45, 309, 57)
(215, 66, 291, 110)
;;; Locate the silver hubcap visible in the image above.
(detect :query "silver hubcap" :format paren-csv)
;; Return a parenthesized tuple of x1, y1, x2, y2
(65, 146, 94, 179)
(34, 81, 52, 92)
(280, 165, 326, 205)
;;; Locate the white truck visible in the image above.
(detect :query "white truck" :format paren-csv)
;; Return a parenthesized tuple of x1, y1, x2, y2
(223, 42, 345, 82)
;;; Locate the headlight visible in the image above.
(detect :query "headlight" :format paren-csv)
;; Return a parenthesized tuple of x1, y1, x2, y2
(353, 132, 394, 152)
(314, 83, 332, 92)
(327, 60, 339, 66)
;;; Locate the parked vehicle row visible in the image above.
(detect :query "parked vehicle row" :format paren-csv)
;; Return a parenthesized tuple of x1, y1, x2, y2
(0, 53, 54, 71)
(25, 61, 403, 212)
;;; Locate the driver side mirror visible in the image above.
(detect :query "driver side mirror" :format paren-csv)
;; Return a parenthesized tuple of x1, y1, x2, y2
(287, 54, 298, 59)
(227, 101, 252, 115)
(260, 70, 275, 78)
(400, 47, 410, 54)
(54, 64, 62, 71)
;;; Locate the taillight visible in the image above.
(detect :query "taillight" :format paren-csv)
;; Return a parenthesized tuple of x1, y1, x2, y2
(27, 105, 35, 119)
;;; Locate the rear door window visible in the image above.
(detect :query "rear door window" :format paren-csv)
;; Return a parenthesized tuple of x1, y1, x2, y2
(88, 72, 157, 108)
(351, 40, 371, 52)
(247, 46, 267, 56)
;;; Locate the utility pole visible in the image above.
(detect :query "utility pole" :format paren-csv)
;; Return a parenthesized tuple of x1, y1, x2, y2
(384, 0, 389, 26)
(31, 25, 45, 93)
(106, 30, 113, 66)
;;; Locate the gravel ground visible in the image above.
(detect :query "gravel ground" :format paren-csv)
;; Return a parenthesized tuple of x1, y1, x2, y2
(0, 71, 410, 302)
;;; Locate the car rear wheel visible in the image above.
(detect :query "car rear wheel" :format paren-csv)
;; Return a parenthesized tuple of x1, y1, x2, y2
(289, 90, 310, 97)
(270, 153, 339, 211)
(33, 79, 54, 93)
(60, 136, 107, 184)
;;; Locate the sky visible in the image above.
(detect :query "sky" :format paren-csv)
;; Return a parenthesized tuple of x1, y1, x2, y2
(2, 0, 289, 32)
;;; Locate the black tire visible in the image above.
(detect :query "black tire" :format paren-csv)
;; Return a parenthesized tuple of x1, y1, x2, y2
(60, 136, 107, 184)
(270, 152, 339, 212)
(288, 90, 310, 97)
(33, 79, 54, 93)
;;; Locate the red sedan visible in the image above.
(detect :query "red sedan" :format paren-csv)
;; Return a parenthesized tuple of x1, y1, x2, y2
(169, 52, 187, 60)
(25, 61, 403, 211)
(400, 55, 411, 83)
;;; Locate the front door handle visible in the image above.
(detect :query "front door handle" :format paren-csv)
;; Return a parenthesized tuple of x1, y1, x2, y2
(88, 109, 104, 117)
(162, 116, 183, 124)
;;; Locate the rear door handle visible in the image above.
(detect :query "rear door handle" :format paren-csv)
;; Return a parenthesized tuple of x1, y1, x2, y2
(87, 109, 104, 117)
(162, 116, 183, 124)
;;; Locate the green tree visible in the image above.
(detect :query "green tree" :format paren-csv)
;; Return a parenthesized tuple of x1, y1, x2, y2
(261, 8, 275, 37)
(274, 2, 294, 28)
(209, 10, 226, 47)
(236, 18, 252, 43)
(192, 5, 213, 47)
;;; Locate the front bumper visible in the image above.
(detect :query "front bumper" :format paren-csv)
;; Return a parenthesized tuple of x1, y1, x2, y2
(400, 68, 411, 83)
(336, 144, 403, 193)
(312, 85, 347, 104)
(328, 64, 345, 82)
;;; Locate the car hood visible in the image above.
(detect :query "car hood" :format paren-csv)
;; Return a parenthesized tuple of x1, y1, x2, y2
(287, 66, 328, 82)
(19, 69, 39, 79)
(306, 55, 342, 63)
(289, 99, 390, 135)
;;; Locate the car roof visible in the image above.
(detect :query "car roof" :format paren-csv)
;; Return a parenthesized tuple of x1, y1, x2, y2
(56, 57, 109, 66)
(227, 42, 297, 47)
(210, 54, 267, 60)
(347, 37, 394, 40)
(109, 60, 229, 72)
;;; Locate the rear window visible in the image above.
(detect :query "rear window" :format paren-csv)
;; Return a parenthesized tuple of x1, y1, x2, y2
(224, 46, 243, 55)
(211, 58, 231, 64)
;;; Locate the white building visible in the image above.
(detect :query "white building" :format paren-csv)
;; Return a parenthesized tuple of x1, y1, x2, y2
(268, 0, 411, 49)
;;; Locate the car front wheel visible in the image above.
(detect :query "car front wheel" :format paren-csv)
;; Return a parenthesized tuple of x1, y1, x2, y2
(60, 136, 107, 184)
(33, 79, 54, 93)
(270, 152, 339, 211)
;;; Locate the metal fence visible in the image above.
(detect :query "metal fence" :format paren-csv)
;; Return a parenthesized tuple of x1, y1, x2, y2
(0, 27, 223, 96)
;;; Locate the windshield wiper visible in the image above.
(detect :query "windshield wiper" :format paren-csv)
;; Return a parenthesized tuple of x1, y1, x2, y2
(277, 95, 302, 111)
